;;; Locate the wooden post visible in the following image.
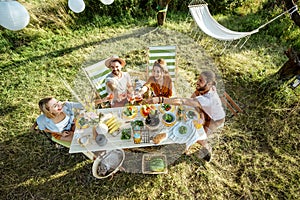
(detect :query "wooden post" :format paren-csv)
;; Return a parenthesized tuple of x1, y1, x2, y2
(157, 0, 171, 26)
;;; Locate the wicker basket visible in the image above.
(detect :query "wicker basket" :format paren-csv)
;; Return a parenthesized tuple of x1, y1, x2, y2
(92, 149, 125, 179)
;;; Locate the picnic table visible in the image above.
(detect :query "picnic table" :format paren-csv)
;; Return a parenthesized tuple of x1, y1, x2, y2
(69, 103, 207, 175)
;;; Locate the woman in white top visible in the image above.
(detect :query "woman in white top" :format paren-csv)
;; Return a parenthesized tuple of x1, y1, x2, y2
(36, 97, 83, 142)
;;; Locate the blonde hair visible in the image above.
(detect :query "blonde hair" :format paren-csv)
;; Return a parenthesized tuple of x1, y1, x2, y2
(38, 97, 55, 119)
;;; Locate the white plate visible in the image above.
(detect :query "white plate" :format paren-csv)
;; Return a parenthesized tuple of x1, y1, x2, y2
(171, 122, 193, 143)
(185, 109, 200, 120)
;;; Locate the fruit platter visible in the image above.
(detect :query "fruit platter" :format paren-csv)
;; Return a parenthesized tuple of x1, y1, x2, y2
(140, 104, 156, 118)
(103, 115, 123, 136)
(122, 106, 138, 119)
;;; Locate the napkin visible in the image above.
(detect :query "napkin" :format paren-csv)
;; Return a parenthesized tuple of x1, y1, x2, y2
(167, 122, 180, 141)
(183, 120, 208, 150)
(168, 120, 208, 149)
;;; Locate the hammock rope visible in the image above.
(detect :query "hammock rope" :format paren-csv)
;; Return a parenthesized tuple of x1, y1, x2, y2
(257, 5, 298, 30)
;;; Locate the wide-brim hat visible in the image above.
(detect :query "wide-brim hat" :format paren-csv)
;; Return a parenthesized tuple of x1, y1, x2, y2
(105, 56, 126, 68)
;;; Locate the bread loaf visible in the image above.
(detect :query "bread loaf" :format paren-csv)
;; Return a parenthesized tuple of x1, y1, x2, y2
(153, 132, 167, 144)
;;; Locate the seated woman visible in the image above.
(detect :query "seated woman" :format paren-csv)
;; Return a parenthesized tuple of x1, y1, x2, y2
(36, 97, 83, 142)
(138, 59, 173, 98)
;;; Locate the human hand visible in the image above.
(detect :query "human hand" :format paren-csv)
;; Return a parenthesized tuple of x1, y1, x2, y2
(146, 97, 159, 104)
(62, 131, 72, 137)
(94, 99, 102, 105)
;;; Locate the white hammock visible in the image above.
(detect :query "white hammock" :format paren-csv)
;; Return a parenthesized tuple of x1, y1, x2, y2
(189, 3, 298, 41)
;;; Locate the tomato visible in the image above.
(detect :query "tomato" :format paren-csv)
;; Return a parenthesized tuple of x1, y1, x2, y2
(142, 108, 150, 115)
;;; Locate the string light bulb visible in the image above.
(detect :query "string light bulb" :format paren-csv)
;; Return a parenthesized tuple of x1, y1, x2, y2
(68, 0, 85, 13)
(0, 0, 30, 31)
(101, 0, 114, 5)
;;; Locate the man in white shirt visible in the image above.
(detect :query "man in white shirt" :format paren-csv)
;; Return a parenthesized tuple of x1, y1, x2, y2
(191, 71, 225, 133)
(105, 57, 134, 107)
(149, 71, 225, 162)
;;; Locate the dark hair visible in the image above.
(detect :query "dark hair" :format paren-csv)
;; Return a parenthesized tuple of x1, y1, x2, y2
(201, 71, 216, 86)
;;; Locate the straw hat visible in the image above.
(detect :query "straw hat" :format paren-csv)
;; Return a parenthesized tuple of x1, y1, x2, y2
(105, 56, 126, 68)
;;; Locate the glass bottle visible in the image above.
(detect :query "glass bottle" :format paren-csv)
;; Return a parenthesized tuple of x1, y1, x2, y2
(133, 130, 142, 144)
(177, 105, 185, 121)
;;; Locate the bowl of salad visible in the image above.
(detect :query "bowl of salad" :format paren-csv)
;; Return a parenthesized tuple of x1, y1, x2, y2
(161, 112, 176, 127)
(122, 106, 138, 119)
(159, 103, 175, 113)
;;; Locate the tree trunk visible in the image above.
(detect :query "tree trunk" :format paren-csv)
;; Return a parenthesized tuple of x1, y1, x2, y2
(157, 0, 171, 26)
(284, 0, 300, 27)
(277, 48, 300, 80)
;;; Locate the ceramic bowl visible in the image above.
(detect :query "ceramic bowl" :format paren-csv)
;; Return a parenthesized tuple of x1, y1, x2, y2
(161, 112, 176, 127)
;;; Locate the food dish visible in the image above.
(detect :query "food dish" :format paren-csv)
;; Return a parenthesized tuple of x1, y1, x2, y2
(173, 123, 191, 138)
(130, 119, 144, 130)
(140, 104, 156, 117)
(152, 132, 167, 144)
(185, 109, 200, 120)
(159, 103, 175, 113)
(161, 112, 176, 127)
(120, 128, 131, 140)
(103, 116, 123, 136)
(145, 110, 160, 130)
(75, 117, 90, 129)
(122, 106, 138, 119)
(170, 122, 193, 144)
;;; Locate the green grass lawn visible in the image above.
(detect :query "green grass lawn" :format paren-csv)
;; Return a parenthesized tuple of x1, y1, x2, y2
(0, 2, 300, 199)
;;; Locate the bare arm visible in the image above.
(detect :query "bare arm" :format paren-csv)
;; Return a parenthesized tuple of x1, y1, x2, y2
(181, 98, 202, 109)
(190, 92, 197, 98)
(106, 81, 115, 92)
(127, 83, 134, 94)
(43, 128, 62, 136)
(150, 97, 202, 109)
